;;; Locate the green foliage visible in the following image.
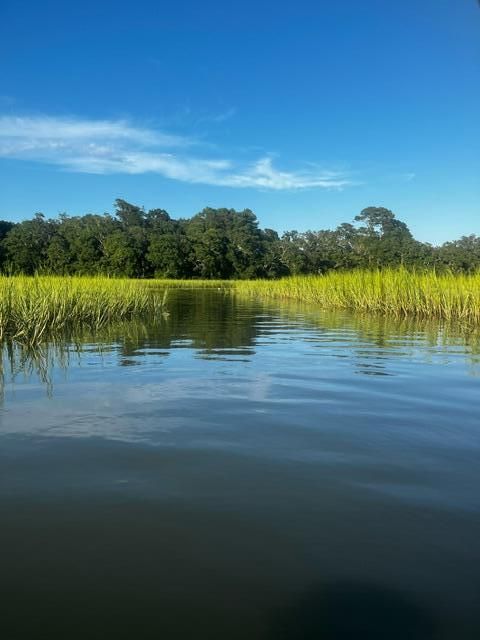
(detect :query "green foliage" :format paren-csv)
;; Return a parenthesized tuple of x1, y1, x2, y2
(147, 232, 192, 278)
(3, 213, 56, 273)
(186, 207, 264, 278)
(1, 200, 479, 278)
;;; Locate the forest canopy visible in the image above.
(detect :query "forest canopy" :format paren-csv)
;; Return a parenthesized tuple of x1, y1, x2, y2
(0, 200, 479, 278)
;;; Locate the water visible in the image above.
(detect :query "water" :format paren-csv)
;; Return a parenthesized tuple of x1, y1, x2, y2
(1, 289, 479, 639)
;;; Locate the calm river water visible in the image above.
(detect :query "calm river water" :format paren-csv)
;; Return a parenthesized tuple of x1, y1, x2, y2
(1, 289, 479, 639)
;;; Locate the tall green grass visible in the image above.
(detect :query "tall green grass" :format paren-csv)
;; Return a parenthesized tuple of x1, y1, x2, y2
(0, 275, 164, 345)
(234, 270, 480, 323)
(2, 271, 480, 347)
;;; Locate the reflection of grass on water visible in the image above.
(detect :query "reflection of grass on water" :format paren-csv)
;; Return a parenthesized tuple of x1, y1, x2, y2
(0, 317, 157, 401)
(266, 298, 480, 355)
(1, 340, 71, 398)
(2, 290, 480, 401)
(0, 275, 233, 346)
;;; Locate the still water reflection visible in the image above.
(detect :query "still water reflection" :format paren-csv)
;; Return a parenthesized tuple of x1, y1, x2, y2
(1, 289, 479, 639)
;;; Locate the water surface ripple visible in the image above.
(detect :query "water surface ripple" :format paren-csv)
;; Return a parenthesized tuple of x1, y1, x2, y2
(1, 290, 479, 639)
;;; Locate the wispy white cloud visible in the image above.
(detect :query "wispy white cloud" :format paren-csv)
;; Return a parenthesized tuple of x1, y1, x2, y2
(0, 114, 352, 190)
(0, 115, 189, 147)
(217, 157, 349, 189)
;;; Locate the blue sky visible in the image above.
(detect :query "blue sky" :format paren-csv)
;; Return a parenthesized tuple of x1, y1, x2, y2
(0, 0, 478, 244)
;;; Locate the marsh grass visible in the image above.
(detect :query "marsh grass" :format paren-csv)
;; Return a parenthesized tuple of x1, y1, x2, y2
(0, 275, 164, 345)
(2, 270, 480, 347)
(234, 270, 480, 323)
(3, 294, 480, 401)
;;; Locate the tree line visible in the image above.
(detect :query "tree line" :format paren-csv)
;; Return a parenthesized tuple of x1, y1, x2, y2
(0, 200, 478, 278)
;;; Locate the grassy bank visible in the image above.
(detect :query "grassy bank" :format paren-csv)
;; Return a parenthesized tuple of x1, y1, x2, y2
(143, 278, 233, 290)
(233, 270, 480, 322)
(2, 270, 480, 346)
(0, 275, 164, 345)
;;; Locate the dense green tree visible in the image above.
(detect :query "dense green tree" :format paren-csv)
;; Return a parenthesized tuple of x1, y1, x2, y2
(147, 232, 192, 278)
(436, 235, 480, 272)
(145, 208, 171, 228)
(274, 231, 309, 274)
(101, 230, 139, 277)
(3, 213, 56, 274)
(57, 214, 116, 274)
(224, 209, 264, 278)
(186, 208, 263, 279)
(46, 229, 73, 274)
(144, 207, 193, 277)
(299, 230, 338, 272)
(114, 199, 146, 228)
(353, 207, 415, 267)
(0, 221, 14, 242)
(113, 200, 149, 276)
(259, 229, 290, 278)
(0, 201, 478, 278)
(0, 220, 15, 270)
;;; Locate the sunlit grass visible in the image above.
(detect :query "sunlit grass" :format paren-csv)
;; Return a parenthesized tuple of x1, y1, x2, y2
(233, 269, 480, 323)
(0, 275, 164, 345)
(2, 270, 480, 347)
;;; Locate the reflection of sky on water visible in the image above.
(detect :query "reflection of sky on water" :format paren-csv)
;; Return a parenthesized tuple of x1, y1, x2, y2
(1, 291, 480, 639)
(1, 290, 479, 452)
(2, 289, 480, 395)
(1, 292, 479, 477)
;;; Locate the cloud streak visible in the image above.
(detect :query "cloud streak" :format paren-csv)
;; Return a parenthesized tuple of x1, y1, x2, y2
(0, 114, 352, 190)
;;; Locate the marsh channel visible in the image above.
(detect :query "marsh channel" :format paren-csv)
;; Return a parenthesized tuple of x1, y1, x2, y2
(1, 288, 479, 639)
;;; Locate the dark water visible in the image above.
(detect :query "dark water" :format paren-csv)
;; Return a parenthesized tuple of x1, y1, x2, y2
(1, 289, 480, 639)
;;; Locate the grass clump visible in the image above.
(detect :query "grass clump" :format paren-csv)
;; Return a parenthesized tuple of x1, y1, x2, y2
(0, 275, 164, 345)
(234, 269, 480, 323)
